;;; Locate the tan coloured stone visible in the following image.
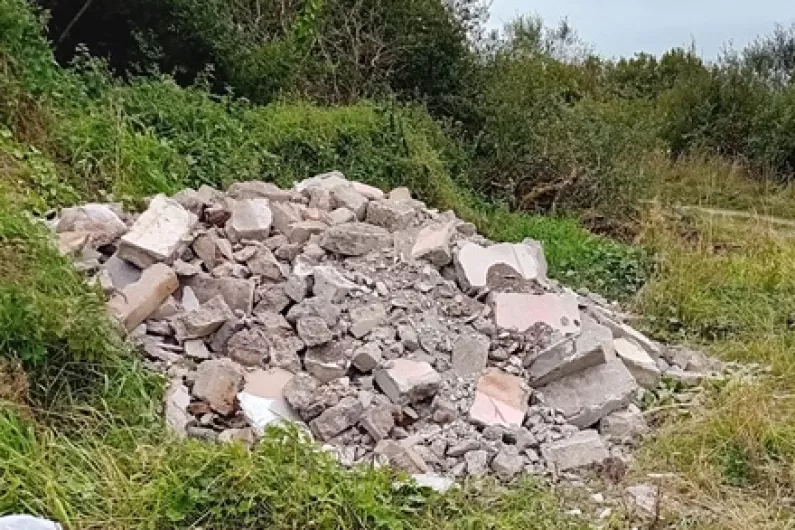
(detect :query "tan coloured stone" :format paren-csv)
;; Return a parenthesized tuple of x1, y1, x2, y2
(468, 368, 530, 427)
(226, 198, 272, 241)
(107, 263, 179, 331)
(454, 241, 547, 291)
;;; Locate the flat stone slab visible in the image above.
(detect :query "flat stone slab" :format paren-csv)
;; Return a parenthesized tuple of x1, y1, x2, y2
(375, 359, 441, 405)
(493, 292, 580, 335)
(454, 241, 547, 291)
(107, 263, 178, 331)
(540, 429, 609, 471)
(320, 222, 391, 256)
(117, 195, 197, 268)
(172, 295, 233, 340)
(452, 332, 490, 377)
(411, 221, 455, 266)
(469, 368, 530, 427)
(539, 360, 639, 427)
(366, 199, 416, 231)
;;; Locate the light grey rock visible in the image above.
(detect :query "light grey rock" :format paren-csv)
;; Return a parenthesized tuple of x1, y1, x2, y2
(312, 266, 356, 302)
(226, 198, 272, 241)
(330, 185, 369, 220)
(310, 396, 364, 441)
(305, 341, 352, 383)
(192, 359, 245, 415)
(269, 334, 304, 372)
(269, 201, 303, 235)
(117, 195, 198, 268)
(540, 429, 609, 471)
(103, 254, 142, 290)
(228, 181, 297, 202)
(296, 315, 333, 348)
(397, 324, 420, 351)
(614, 337, 662, 389)
(375, 359, 441, 405)
(57, 203, 127, 247)
(172, 295, 233, 340)
(491, 447, 524, 480)
(528, 317, 614, 386)
(626, 484, 660, 515)
(246, 247, 285, 281)
(183, 274, 255, 314)
(286, 297, 342, 327)
(288, 220, 328, 245)
(366, 199, 416, 230)
(411, 474, 456, 493)
(226, 328, 270, 367)
(106, 263, 178, 332)
(352, 342, 383, 373)
(492, 292, 580, 335)
(349, 303, 387, 338)
(411, 221, 455, 266)
(323, 207, 356, 226)
(374, 440, 429, 473)
(539, 360, 639, 427)
(320, 222, 391, 256)
(451, 332, 490, 377)
(599, 406, 649, 440)
(360, 405, 395, 441)
(284, 274, 311, 302)
(192, 232, 232, 269)
(184, 339, 211, 360)
(464, 449, 490, 476)
(283, 373, 320, 415)
(165, 380, 191, 437)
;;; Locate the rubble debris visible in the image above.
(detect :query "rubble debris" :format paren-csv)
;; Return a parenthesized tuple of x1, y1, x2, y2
(117, 195, 198, 268)
(58, 171, 727, 482)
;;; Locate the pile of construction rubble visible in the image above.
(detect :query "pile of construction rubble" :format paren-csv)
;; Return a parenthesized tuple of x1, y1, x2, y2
(52, 172, 723, 482)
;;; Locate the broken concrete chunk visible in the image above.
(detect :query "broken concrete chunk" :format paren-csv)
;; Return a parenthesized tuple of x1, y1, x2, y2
(192, 359, 244, 415)
(296, 316, 333, 348)
(375, 359, 441, 405)
(226, 198, 272, 241)
(283, 373, 320, 414)
(312, 266, 356, 302)
(451, 332, 490, 377)
(103, 254, 142, 290)
(351, 181, 385, 201)
(183, 274, 255, 314)
(288, 220, 328, 245)
(192, 232, 232, 269)
(388, 187, 411, 201)
(374, 440, 429, 474)
(349, 303, 387, 338)
(117, 195, 198, 268)
(454, 241, 547, 291)
(352, 343, 383, 373)
(184, 339, 211, 360)
(57, 203, 127, 247)
(366, 199, 416, 230)
(295, 171, 349, 193)
(464, 450, 490, 476)
(323, 208, 356, 226)
(599, 406, 649, 440)
(493, 292, 580, 335)
(246, 247, 285, 281)
(304, 341, 351, 383)
(614, 338, 662, 389)
(539, 360, 639, 427)
(360, 405, 395, 441)
(540, 429, 609, 471)
(310, 396, 364, 441)
(491, 447, 524, 480)
(172, 295, 233, 340)
(107, 263, 179, 331)
(411, 221, 455, 266)
(286, 297, 341, 327)
(165, 380, 192, 437)
(226, 328, 270, 367)
(269, 334, 304, 372)
(269, 201, 303, 235)
(320, 222, 391, 256)
(528, 317, 614, 386)
(330, 185, 368, 220)
(469, 368, 530, 428)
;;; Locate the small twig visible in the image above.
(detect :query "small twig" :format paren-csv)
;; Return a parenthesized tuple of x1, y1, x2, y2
(57, 0, 96, 46)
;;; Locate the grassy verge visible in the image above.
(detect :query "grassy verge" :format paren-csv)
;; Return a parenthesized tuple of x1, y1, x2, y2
(630, 206, 795, 529)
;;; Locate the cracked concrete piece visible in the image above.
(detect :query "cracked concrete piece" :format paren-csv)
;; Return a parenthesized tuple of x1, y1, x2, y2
(330, 185, 368, 220)
(310, 396, 364, 441)
(454, 240, 547, 291)
(320, 222, 391, 256)
(539, 360, 638, 427)
(528, 317, 614, 386)
(226, 198, 272, 241)
(451, 332, 490, 377)
(57, 203, 127, 247)
(614, 337, 662, 389)
(349, 303, 387, 338)
(411, 221, 455, 266)
(172, 295, 233, 340)
(540, 429, 609, 471)
(312, 265, 356, 302)
(366, 199, 416, 230)
(374, 440, 429, 473)
(469, 368, 530, 427)
(183, 274, 255, 314)
(107, 263, 178, 331)
(117, 195, 198, 268)
(375, 359, 441, 405)
(165, 380, 191, 437)
(493, 292, 580, 335)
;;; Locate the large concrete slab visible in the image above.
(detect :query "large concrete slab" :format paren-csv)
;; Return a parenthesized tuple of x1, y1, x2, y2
(226, 198, 272, 241)
(469, 368, 530, 427)
(117, 195, 197, 268)
(493, 292, 580, 335)
(107, 263, 178, 331)
(454, 240, 547, 291)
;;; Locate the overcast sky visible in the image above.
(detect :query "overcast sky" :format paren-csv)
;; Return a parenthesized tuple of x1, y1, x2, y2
(488, 1, 795, 59)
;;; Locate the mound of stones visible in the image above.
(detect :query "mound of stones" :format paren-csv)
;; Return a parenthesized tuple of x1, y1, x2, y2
(52, 171, 723, 483)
